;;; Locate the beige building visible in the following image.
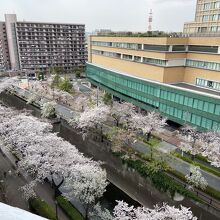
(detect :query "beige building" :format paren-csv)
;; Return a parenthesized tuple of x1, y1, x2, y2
(87, 36, 220, 130)
(184, 0, 220, 35)
(88, 36, 220, 91)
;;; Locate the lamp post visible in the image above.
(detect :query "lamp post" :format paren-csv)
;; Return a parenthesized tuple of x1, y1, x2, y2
(55, 200, 58, 220)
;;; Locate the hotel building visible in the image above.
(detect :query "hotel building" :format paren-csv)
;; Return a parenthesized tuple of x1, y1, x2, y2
(0, 14, 86, 71)
(86, 36, 220, 130)
(184, 0, 220, 35)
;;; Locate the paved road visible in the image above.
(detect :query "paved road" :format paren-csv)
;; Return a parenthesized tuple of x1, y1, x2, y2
(0, 147, 29, 210)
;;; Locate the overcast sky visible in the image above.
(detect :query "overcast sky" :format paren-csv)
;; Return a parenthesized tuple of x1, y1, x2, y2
(0, 0, 196, 32)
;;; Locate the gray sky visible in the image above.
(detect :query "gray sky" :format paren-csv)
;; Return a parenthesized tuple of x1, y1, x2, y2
(0, 0, 196, 32)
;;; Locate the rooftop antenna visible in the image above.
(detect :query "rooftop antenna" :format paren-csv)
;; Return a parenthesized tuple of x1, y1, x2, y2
(148, 9, 153, 32)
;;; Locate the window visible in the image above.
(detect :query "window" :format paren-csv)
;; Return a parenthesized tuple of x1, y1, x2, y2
(211, 26, 218, 32)
(143, 57, 167, 66)
(196, 78, 220, 91)
(207, 80, 213, 88)
(144, 44, 169, 51)
(186, 59, 220, 71)
(204, 3, 211, 10)
(122, 54, 132, 60)
(198, 27, 208, 33)
(172, 45, 186, 52)
(202, 15, 209, 21)
(212, 14, 219, 21)
(134, 56, 141, 62)
(215, 1, 220, 9)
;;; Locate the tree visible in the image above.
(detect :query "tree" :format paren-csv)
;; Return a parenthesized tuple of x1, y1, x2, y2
(63, 163, 108, 220)
(58, 79, 73, 93)
(0, 77, 18, 93)
(113, 201, 197, 220)
(0, 104, 108, 217)
(54, 66, 65, 75)
(74, 68, 83, 78)
(131, 111, 167, 141)
(89, 203, 113, 220)
(73, 105, 110, 139)
(204, 141, 220, 168)
(106, 127, 136, 152)
(41, 101, 56, 118)
(185, 166, 208, 190)
(26, 93, 41, 105)
(51, 74, 61, 89)
(178, 125, 202, 160)
(102, 92, 113, 106)
(110, 102, 136, 127)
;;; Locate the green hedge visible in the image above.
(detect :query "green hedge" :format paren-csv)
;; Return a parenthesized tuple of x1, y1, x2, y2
(29, 197, 57, 220)
(56, 196, 84, 220)
(170, 169, 220, 201)
(123, 159, 202, 202)
(205, 186, 220, 201)
(174, 153, 220, 178)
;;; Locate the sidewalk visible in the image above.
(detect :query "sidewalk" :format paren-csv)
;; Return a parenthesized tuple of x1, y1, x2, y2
(0, 141, 69, 220)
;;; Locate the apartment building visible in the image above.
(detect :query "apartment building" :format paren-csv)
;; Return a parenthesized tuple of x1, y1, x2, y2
(0, 14, 86, 71)
(0, 22, 10, 70)
(87, 36, 220, 130)
(184, 0, 220, 35)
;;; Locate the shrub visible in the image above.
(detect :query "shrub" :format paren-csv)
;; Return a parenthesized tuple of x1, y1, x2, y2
(56, 196, 84, 220)
(58, 79, 73, 93)
(41, 101, 56, 118)
(29, 197, 56, 220)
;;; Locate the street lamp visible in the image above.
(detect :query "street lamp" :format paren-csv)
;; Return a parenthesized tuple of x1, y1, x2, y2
(54, 200, 58, 220)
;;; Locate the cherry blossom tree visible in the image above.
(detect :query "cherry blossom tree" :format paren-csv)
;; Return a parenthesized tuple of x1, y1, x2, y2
(63, 163, 108, 219)
(113, 201, 197, 220)
(200, 138, 220, 168)
(185, 166, 208, 191)
(131, 111, 167, 141)
(106, 127, 136, 152)
(178, 125, 202, 160)
(89, 202, 113, 220)
(0, 77, 19, 93)
(41, 101, 56, 118)
(110, 102, 136, 127)
(178, 125, 220, 167)
(0, 104, 108, 217)
(26, 93, 41, 105)
(73, 104, 110, 140)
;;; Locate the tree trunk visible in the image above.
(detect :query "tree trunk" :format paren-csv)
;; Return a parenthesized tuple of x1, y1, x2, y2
(85, 204, 89, 220)
(116, 120, 119, 127)
(100, 126, 104, 142)
(150, 147, 153, 160)
(52, 176, 64, 198)
(191, 139, 196, 160)
(147, 132, 151, 141)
